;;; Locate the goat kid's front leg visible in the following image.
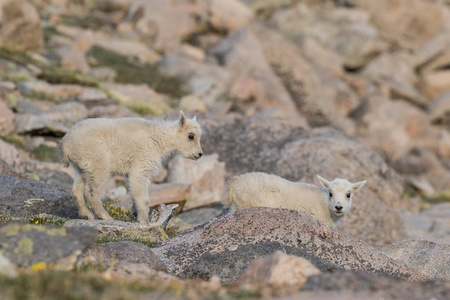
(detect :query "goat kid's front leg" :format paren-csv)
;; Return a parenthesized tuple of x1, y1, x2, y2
(128, 172, 151, 224)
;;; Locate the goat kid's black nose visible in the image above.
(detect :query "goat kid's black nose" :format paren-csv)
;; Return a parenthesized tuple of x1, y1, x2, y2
(335, 206, 343, 211)
(198, 152, 203, 157)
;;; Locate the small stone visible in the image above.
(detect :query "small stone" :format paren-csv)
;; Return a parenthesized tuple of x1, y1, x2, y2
(237, 251, 321, 290)
(179, 95, 207, 113)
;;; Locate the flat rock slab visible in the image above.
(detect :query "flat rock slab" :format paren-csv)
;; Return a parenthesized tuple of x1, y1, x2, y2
(0, 174, 78, 219)
(379, 238, 450, 280)
(79, 241, 166, 272)
(64, 219, 169, 246)
(151, 207, 428, 284)
(299, 270, 450, 300)
(0, 223, 97, 270)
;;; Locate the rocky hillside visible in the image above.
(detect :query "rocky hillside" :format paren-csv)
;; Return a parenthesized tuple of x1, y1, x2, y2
(0, 0, 450, 299)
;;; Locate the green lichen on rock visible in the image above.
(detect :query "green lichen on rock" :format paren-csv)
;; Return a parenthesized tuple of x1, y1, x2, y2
(96, 226, 167, 248)
(0, 45, 99, 87)
(13, 238, 33, 255)
(0, 224, 21, 237)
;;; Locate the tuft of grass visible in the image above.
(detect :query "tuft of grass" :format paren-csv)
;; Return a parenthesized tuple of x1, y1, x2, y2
(100, 199, 135, 223)
(89, 46, 187, 98)
(28, 215, 66, 226)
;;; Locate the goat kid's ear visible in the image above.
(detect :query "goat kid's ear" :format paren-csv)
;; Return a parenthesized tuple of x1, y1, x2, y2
(352, 180, 367, 192)
(192, 115, 197, 121)
(317, 175, 331, 190)
(179, 111, 187, 127)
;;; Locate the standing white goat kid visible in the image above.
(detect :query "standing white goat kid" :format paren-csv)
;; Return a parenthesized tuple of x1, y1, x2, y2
(59, 111, 203, 223)
(225, 172, 366, 226)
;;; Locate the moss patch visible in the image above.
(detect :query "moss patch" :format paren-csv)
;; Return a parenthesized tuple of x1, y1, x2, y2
(101, 199, 135, 223)
(0, 46, 99, 87)
(31, 145, 60, 163)
(89, 46, 186, 98)
(61, 14, 114, 31)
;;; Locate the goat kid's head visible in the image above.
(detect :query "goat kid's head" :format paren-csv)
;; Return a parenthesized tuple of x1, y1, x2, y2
(176, 111, 203, 160)
(317, 175, 367, 218)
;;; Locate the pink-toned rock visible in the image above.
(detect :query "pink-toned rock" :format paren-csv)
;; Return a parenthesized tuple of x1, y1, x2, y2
(57, 30, 94, 73)
(236, 251, 320, 290)
(421, 70, 450, 100)
(179, 94, 207, 113)
(150, 208, 428, 284)
(148, 183, 191, 208)
(0, 0, 44, 53)
(128, 0, 197, 53)
(355, 96, 442, 160)
(167, 154, 225, 209)
(207, 0, 253, 32)
(379, 238, 450, 280)
(255, 27, 357, 132)
(357, 0, 443, 50)
(95, 37, 161, 64)
(212, 28, 307, 124)
(0, 100, 15, 135)
(199, 114, 404, 245)
(157, 54, 230, 107)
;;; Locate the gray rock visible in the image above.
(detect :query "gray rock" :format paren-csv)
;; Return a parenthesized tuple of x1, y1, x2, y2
(199, 113, 404, 245)
(14, 113, 69, 137)
(158, 55, 230, 107)
(43, 101, 88, 127)
(299, 270, 450, 300)
(379, 238, 450, 280)
(79, 241, 166, 271)
(64, 205, 178, 245)
(151, 208, 427, 284)
(172, 202, 224, 226)
(400, 203, 450, 242)
(0, 223, 97, 270)
(0, 174, 78, 219)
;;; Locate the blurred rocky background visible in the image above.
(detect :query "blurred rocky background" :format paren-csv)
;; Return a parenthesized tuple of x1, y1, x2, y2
(0, 0, 450, 299)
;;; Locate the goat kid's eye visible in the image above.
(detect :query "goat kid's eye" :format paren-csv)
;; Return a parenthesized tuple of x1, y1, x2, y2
(346, 193, 351, 198)
(188, 134, 194, 140)
(329, 191, 333, 198)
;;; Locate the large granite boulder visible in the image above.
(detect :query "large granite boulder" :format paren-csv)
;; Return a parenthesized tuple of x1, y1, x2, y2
(199, 114, 404, 245)
(150, 208, 427, 284)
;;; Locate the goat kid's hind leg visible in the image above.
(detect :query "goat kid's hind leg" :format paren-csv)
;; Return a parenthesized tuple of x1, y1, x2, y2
(128, 172, 150, 224)
(84, 171, 113, 220)
(72, 173, 94, 220)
